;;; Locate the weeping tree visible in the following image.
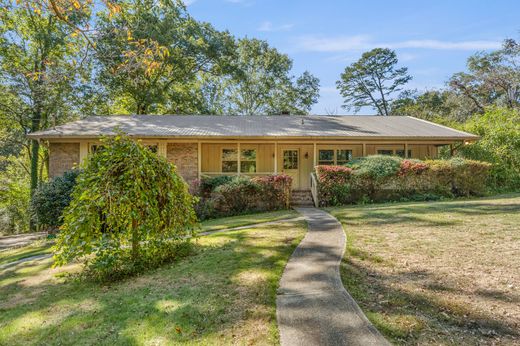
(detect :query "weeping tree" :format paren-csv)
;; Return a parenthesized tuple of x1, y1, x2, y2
(54, 134, 198, 279)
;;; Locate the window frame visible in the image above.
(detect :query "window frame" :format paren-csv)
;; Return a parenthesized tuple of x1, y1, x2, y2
(317, 148, 353, 166)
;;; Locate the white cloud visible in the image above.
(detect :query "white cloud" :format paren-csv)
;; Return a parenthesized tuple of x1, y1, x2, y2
(183, 0, 197, 5)
(296, 35, 501, 52)
(258, 21, 294, 32)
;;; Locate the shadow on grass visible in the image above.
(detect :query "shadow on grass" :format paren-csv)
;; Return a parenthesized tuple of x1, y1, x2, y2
(332, 196, 520, 228)
(341, 256, 520, 345)
(0, 222, 305, 345)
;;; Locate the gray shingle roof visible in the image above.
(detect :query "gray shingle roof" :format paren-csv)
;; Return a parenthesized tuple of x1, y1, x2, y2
(28, 115, 478, 140)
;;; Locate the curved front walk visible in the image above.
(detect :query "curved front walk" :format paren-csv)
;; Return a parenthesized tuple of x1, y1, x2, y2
(276, 208, 389, 346)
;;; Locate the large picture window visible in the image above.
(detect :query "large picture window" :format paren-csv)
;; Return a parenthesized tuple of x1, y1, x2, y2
(377, 149, 412, 158)
(222, 148, 238, 173)
(318, 149, 352, 165)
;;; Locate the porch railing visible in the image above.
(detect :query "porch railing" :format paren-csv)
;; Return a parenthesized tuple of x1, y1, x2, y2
(310, 172, 319, 208)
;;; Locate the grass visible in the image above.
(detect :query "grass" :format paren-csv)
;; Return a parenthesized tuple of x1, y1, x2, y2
(0, 241, 53, 266)
(200, 209, 299, 233)
(329, 193, 520, 345)
(0, 216, 306, 345)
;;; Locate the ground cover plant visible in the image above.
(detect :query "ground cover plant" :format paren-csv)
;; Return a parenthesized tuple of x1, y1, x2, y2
(330, 194, 520, 345)
(0, 218, 306, 345)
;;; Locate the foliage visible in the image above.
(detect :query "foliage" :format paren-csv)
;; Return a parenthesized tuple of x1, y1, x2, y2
(31, 169, 80, 230)
(0, 0, 89, 195)
(199, 38, 320, 115)
(458, 107, 520, 191)
(347, 155, 402, 180)
(193, 174, 292, 220)
(449, 39, 520, 113)
(336, 48, 412, 116)
(54, 134, 198, 280)
(94, 0, 236, 114)
(0, 156, 30, 234)
(316, 156, 491, 206)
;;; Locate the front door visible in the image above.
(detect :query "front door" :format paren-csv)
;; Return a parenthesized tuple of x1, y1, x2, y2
(282, 149, 299, 189)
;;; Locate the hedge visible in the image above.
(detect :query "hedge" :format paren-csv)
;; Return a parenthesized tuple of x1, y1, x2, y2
(191, 174, 292, 220)
(316, 156, 491, 206)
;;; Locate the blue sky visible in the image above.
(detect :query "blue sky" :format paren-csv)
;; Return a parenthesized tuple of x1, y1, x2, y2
(186, 0, 519, 114)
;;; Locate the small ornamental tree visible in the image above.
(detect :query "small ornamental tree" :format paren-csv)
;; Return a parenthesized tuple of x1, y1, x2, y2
(54, 134, 198, 279)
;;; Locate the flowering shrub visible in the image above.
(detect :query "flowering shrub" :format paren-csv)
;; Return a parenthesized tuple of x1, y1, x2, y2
(193, 174, 292, 219)
(316, 156, 491, 206)
(398, 160, 429, 176)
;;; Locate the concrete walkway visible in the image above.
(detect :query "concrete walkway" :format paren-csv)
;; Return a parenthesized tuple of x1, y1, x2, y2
(277, 208, 389, 346)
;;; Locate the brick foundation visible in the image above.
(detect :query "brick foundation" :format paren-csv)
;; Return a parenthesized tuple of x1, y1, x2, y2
(49, 143, 80, 178)
(166, 143, 198, 183)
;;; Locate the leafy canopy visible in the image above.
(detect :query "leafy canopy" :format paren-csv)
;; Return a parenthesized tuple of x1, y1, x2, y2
(54, 133, 198, 277)
(336, 48, 411, 116)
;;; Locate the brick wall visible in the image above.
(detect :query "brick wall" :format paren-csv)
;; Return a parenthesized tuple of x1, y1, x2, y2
(49, 143, 80, 178)
(166, 143, 198, 183)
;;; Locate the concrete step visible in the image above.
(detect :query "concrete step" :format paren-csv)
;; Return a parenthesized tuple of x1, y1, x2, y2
(291, 190, 314, 206)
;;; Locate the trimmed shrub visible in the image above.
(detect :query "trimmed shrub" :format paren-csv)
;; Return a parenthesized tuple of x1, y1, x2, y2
(54, 134, 198, 281)
(193, 174, 293, 219)
(31, 169, 80, 230)
(316, 156, 491, 206)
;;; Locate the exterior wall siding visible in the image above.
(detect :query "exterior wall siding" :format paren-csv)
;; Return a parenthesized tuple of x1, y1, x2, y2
(49, 143, 80, 178)
(166, 143, 198, 183)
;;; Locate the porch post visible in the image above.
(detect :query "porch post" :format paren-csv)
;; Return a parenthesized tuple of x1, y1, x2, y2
(404, 142, 409, 158)
(362, 143, 366, 156)
(274, 142, 278, 174)
(79, 142, 89, 162)
(197, 142, 202, 179)
(313, 142, 317, 168)
(237, 142, 241, 176)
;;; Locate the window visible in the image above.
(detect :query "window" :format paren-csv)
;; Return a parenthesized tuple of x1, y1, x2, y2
(145, 145, 158, 153)
(318, 149, 352, 165)
(396, 149, 412, 158)
(336, 150, 352, 165)
(241, 149, 257, 173)
(377, 149, 412, 158)
(283, 150, 298, 169)
(222, 149, 238, 173)
(90, 144, 105, 153)
(318, 150, 334, 165)
(377, 149, 394, 156)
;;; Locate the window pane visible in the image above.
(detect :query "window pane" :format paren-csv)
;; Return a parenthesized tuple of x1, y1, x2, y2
(336, 150, 352, 164)
(283, 150, 298, 169)
(222, 161, 238, 173)
(395, 149, 412, 158)
(241, 161, 256, 173)
(318, 149, 334, 165)
(222, 149, 238, 173)
(241, 149, 256, 161)
(146, 145, 158, 153)
(222, 149, 237, 161)
(377, 150, 393, 156)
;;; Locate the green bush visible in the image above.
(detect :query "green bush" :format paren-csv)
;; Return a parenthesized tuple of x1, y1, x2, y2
(0, 156, 30, 234)
(54, 134, 198, 281)
(198, 175, 235, 197)
(348, 155, 402, 180)
(193, 174, 293, 219)
(458, 107, 520, 191)
(316, 156, 491, 206)
(31, 169, 80, 230)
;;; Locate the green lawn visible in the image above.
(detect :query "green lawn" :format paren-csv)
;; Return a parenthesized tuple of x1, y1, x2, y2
(0, 241, 53, 267)
(329, 194, 520, 345)
(200, 209, 299, 233)
(0, 215, 306, 345)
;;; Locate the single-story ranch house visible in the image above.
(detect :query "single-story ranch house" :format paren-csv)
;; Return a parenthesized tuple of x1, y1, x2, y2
(29, 115, 478, 190)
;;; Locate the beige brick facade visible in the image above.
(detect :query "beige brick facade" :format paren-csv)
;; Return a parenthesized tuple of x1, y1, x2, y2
(166, 143, 198, 183)
(49, 143, 80, 178)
